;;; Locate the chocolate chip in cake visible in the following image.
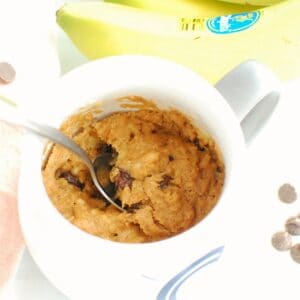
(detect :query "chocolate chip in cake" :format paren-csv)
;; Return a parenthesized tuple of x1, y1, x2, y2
(159, 175, 173, 190)
(168, 155, 174, 162)
(55, 169, 85, 190)
(192, 138, 206, 152)
(125, 202, 143, 213)
(115, 169, 133, 189)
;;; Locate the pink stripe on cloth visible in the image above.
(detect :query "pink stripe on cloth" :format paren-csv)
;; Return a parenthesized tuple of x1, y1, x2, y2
(0, 192, 24, 289)
(0, 123, 24, 293)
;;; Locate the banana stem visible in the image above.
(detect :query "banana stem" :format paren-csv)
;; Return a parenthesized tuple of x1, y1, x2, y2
(0, 95, 17, 107)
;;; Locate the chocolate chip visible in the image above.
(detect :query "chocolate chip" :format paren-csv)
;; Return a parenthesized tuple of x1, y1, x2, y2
(0, 62, 16, 84)
(192, 138, 206, 152)
(129, 132, 135, 141)
(151, 129, 157, 134)
(125, 202, 142, 212)
(216, 166, 222, 173)
(168, 155, 174, 162)
(130, 202, 142, 209)
(159, 175, 173, 190)
(115, 169, 133, 189)
(55, 169, 85, 190)
(278, 183, 297, 204)
(290, 244, 300, 263)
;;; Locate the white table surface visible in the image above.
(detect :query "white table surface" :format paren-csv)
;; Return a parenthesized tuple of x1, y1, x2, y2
(4, 1, 300, 299)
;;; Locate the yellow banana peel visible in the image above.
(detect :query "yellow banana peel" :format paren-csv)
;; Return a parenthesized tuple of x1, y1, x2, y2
(104, 0, 259, 17)
(57, 0, 300, 83)
(217, 0, 284, 6)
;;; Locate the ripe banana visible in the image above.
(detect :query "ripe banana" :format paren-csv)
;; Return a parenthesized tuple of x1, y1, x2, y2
(105, 0, 258, 17)
(57, 1, 300, 83)
(217, 0, 283, 6)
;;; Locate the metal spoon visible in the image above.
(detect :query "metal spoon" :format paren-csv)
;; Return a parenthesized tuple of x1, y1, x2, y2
(0, 95, 125, 212)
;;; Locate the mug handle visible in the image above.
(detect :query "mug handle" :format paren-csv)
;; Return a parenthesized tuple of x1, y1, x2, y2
(215, 60, 281, 144)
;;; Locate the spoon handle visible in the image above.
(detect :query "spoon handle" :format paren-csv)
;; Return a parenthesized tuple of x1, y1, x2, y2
(27, 121, 92, 166)
(0, 94, 91, 166)
(0, 94, 126, 212)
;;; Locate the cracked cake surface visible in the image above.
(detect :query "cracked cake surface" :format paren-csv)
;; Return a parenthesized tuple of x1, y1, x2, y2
(42, 107, 224, 243)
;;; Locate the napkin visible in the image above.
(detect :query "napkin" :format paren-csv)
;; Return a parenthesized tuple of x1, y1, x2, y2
(0, 0, 60, 296)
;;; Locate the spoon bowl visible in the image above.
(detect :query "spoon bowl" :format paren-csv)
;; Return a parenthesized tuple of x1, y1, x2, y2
(92, 143, 118, 199)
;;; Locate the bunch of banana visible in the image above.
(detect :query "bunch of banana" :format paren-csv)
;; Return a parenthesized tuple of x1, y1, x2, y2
(105, 0, 258, 17)
(57, 0, 300, 83)
(218, 0, 283, 6)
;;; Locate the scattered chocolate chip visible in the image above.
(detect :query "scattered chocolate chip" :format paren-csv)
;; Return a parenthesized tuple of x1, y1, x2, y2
(151, 129, 157, 134)
(271, 231, 292, 251)
(290, 244, 300, 263)
(278, 183, 297, 204)
(55, 169, 85, 190)
(285, 216, 300, 236)
(168, 155, 174, 162)
(192, 138, 206, 152)
(159, 175, 173, 190)
(114, 169, 133, 189)
(0, 62, 16, 84)
(113, 233, 118, 237)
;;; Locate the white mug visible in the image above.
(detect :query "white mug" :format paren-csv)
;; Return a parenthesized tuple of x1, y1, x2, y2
(17, 55, 280, 300)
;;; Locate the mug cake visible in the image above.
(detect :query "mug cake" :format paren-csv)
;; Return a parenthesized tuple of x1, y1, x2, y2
(42, 97, 225, 243)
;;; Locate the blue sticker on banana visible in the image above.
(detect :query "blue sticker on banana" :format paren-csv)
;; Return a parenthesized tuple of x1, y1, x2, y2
(206, 12, 260, 34)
